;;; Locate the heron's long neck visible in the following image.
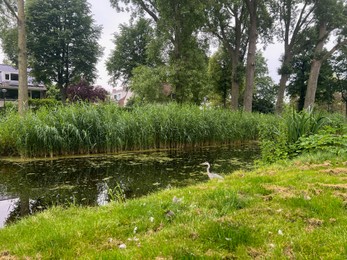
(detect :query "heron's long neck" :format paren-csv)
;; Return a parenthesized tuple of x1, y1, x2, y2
(206, 164, 210, 173)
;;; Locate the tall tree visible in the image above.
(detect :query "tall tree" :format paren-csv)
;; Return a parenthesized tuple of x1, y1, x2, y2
(243, 0, 258, 112)
(109, 0, 208, 103)
(273, 0, 315, 114)
(0, 0, 28, 115)
(106, 18, 156, 85)
(243, 0, 272, 112)
(288, 49, 337, 111)
(26, 0, 102, 102)
(304, 0, 347, 109)
(205, 0, 248, 110)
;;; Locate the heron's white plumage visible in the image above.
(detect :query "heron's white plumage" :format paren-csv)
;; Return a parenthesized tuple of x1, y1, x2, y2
(200, 162, 224, 180)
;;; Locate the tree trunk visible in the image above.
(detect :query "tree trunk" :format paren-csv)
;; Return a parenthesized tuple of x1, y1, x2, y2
(230, 54, 240, 110)
(275, 50, 293, 114)
(304, 22, 326, 110)
(243, 0, 257, 112)
(304, 59, 323, 109)
(275, 74, 290, 113)
(17, 0, 28, 115)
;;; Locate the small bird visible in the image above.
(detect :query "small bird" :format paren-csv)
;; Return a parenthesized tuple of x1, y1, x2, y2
(200, 162, 224, 180)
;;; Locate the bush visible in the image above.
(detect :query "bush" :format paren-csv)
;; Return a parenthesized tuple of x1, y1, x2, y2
(66, 80, 109, 102)
(259, 108, 347, 164)
(28, 98, 62, 110)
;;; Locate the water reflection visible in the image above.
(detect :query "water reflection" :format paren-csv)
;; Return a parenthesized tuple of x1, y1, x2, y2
(0, 145, 259, 227)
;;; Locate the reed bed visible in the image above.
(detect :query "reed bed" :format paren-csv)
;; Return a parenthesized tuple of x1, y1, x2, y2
(0, 103, 276, 158)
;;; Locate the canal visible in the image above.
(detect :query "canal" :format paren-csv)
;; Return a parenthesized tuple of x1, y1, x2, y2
(0, 144, 259, 227)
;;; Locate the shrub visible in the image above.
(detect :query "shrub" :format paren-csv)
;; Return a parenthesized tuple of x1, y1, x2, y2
(259, 108, 346, 164)
(28, 98, 62, 110)
(66, 80, 109, 103)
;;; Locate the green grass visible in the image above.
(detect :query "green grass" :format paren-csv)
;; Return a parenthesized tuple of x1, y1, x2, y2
(0, 152, 346, 259)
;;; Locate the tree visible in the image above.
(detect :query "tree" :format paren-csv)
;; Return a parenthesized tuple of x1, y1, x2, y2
(129, 65, 172, 103)
(205, 0, 248, 110)
(106, 18, 156, 85)
(288, 50, 337, 111)
(0, 27, 17, 66)
(207, 48, 233, 108)
(304, 0, 347, 109)
(273, 0, 315, 114)
(0, 0, 28, 115)
(252, 52, 276, 113)
(243, 0, 272, 112)
(109, 0, 209, 103)
(26, 0, 102, 102)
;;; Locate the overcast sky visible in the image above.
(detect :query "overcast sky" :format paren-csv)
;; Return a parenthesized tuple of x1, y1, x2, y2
(0, 1, 282, 91)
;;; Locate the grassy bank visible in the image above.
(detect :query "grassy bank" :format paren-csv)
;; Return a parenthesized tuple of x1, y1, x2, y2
(0, 152, 346, 259)
(0, 103, 275, 158)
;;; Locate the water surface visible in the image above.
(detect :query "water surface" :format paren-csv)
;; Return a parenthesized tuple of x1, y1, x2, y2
(0, 145, 259, 227)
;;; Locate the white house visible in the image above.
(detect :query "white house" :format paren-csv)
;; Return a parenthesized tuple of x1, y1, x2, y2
(0, 64, 46, 102)
(111, 85, 133, 107)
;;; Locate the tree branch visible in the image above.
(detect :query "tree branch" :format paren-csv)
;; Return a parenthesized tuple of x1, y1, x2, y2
(322, 39, 347, 61)
(2, 0, 18, 20)
(138, 0, 158, 22)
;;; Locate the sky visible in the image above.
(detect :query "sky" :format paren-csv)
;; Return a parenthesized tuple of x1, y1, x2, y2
(0, 1, 283, 91)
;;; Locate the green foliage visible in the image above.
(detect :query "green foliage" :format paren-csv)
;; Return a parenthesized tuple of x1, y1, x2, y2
(285, 108, 327, 144)
(28, 98, 63, 111)
(252, 52, 276, 113)
(26, 0, 102, 94)
(207, 48, 232, 107)
(295, 126, 347, 155)
(107, 183, 126, 203)
(0, 103, 271, 157)
(0, 27, 17, 66)
(259, 108, 346, 164)
(129, 65, 172, 103)
(45, 85, 62, 100)
(106, 18, 156, 84)
(109, 0, 209, 103)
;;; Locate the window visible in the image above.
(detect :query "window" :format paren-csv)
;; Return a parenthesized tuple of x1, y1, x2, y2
(5, 74, 9, 80)
(114, 94, 122, 101)
(10, 74, 19, 81)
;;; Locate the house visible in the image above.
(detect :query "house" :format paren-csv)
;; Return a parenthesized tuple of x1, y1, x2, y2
(111, 85, 133, 107)
(0, 64, 46, 102)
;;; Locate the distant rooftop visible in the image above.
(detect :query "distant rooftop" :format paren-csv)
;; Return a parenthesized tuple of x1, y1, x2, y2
(0, 64, 32, 73)
(0, 64, 18, 73)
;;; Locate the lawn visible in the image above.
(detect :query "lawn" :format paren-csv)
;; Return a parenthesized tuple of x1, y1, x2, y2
(0, 153, 346, 259)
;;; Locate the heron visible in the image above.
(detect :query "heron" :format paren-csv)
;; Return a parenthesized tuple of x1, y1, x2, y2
(200, 162, 224, 180)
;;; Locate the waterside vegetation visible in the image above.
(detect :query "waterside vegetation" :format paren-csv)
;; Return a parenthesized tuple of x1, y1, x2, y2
(0, 103, 275, 158)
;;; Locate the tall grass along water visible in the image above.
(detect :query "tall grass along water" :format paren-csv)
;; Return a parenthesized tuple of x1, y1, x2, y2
(0, 103, 272, 158)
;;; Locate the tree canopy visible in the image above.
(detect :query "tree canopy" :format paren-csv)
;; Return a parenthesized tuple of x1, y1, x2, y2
(25, 0, 102, 101)
(106, 18, 155, 84)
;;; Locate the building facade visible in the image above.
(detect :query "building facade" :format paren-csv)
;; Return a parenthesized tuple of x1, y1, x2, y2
(0, 64, 46, 101)
(111, 85, 133, 107)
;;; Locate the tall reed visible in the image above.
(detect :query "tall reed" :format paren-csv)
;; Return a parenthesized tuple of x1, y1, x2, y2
(0, 103, 272, 158)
